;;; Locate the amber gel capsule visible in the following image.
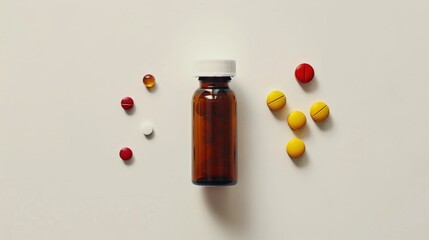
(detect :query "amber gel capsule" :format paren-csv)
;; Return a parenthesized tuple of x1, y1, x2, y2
(192, 60, 237, 186)
(143, 74, 156, 88)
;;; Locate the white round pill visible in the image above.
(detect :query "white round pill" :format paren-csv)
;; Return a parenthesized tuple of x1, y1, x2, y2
(141, 121, 154, 136)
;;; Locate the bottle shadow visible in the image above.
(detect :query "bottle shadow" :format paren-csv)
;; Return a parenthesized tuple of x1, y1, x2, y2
(201, 82, 250, 233)
(202, 185, 248, 231)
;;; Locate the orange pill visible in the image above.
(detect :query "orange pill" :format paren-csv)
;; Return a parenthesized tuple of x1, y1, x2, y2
(143, 74, 156, 88)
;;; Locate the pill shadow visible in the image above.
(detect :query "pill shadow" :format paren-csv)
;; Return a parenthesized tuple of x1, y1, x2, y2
(123, 156, 135, 166)
(146, 83, 158, 93)
(144, 131, 155, 140)
(293, 125, 311, 139)
(125, 106, 136, 116)
(315, 115, 333, 131)
(270, 107, 288, 122)
(291, 151, 309, 168)
(299, 76, 319, 93)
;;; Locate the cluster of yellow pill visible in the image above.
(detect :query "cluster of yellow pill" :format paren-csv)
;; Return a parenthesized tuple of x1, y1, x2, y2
(266, 86, 330, 159)
(285, 102, 329, 158)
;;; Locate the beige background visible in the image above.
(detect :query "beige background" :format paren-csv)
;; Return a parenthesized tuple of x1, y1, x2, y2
(1, 0, 429, 239)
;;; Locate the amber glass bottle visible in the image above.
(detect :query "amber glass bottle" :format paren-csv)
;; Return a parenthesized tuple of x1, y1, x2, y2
(192, 60, 237, 186)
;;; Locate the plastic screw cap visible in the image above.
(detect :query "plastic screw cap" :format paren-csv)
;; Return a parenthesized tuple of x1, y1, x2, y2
(288, 111, 307, 130)
(121, 97, 134, 110)
(119, 147, 133, 161)
(194, 59, 236, 77)
(266, 90, 286, 111)
(310, 101, 330, 122)
(286, 138, 305, 158)
(295, 63, 315, 84)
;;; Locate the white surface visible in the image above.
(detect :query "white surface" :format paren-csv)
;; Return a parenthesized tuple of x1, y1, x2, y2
(1, 0, 429, 239)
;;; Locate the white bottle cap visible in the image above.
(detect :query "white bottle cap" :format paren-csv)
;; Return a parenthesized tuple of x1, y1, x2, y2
(194, 60, 236, 77)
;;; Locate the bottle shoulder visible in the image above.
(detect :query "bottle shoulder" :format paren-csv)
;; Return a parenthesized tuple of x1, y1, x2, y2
(193, 87, 236, 102)
(194, 88, 235, 96)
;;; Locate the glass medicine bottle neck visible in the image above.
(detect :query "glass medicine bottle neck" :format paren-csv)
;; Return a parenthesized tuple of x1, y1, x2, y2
(198, 76, 231, 88)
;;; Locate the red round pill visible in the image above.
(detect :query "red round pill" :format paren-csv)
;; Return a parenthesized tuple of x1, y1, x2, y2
(295, 63, 315, 84)
(119, 147, 133, 161)
(121, 97, 134, 110)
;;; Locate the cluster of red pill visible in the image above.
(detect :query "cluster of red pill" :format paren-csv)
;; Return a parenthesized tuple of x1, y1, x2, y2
(119, 74, 156, 161)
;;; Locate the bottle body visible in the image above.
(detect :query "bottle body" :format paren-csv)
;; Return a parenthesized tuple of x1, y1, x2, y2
(192, 77, 237, 186)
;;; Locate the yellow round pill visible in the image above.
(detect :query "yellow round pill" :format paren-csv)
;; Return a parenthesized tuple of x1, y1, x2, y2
(310, 101, 329, 122)
(286, 138, 305, 158)
(266, 90, 286, 111)
(287, 111, 306, 130)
